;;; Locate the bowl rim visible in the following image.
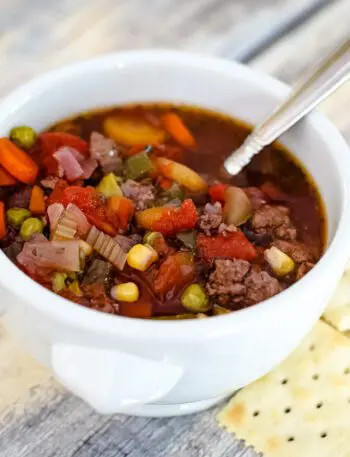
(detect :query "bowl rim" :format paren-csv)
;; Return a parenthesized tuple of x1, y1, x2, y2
(1, 49, 350, 341)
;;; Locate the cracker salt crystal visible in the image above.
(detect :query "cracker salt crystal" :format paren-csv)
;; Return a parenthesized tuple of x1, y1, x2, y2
(217, 321, 350, 457)
(323, 270, 350, 332)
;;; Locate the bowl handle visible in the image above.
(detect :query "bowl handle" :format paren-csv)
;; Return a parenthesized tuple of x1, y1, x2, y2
(51, 342, 182, 414)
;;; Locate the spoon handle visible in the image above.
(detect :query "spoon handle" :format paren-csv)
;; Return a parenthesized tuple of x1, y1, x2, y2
(224, 40, 350, 175)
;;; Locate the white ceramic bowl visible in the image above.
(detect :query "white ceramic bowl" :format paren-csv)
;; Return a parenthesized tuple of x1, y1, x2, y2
(1, 50, 350, 417)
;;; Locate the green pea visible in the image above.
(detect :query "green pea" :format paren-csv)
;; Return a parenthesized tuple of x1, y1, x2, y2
(181, 284, 211, 313)
(52, 272, 67, 293)
(20, 217, 44, 240)
(10, 126, 37, 149)
(143, 231, 163, 247)
(7, 208, 31, 228)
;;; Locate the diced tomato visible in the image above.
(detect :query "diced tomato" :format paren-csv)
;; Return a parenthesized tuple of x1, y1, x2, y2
(36, 132, 88, 176)
(0, 202, 6, 239)
(153, 235, 172, 257)
(107, 196, 135, 231)
(158, 177, 173, 190)
(42, 155, 60, 175)
(87, 210, 116, 236)
(136, 199, 197, 236)
(153, 252, 195, 298)
(196, 231, 257, 262)
(48, 185, 116, 235)
(208, 183, 229, 203)
(39, 132, 89, 157)
(119, 301, 153, 318)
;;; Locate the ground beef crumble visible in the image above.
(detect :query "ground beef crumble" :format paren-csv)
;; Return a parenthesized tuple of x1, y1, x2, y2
(207, 258, 280, 307)
(199, 202, 223, 235)
(251, 204, 297, 241)
(296, 261, 314, 279)
(121, 179, 155, 211)
(273, 239, 316, 263)
(244, 270, 280, 304)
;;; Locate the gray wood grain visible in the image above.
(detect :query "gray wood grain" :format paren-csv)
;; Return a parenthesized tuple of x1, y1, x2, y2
(0, 0, 330, 96)
(251, 0, 350, 141)
(0, 0, 348, 456)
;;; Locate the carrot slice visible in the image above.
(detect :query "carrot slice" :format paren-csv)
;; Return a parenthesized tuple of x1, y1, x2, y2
(30, 185, 46, 214)
(0, 202, 6, 239)
(161, 113, 196, 149)
(107, 196, 135, 231)
(152, 157, 207, 193)
(208, 183, 229, 203)
(136, 199, 197, 236)
(0, 166, 17, 186)
(0, 138, 38, 184)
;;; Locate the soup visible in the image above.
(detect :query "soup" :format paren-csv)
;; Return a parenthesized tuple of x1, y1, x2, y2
(0, 104, 325, 318)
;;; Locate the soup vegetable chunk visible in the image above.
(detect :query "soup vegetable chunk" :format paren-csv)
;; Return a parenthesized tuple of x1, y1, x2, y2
(0, 105, 325, 319)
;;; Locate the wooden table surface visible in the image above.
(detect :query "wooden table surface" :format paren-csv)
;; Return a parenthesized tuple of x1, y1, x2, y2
(0, 1, 349, 456)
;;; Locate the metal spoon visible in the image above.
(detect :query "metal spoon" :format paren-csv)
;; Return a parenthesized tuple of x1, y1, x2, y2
(224, 40, 350, 176)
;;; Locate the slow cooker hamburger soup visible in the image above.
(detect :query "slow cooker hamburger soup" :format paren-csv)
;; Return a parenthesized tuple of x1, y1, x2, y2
(0, 104, 325, 318)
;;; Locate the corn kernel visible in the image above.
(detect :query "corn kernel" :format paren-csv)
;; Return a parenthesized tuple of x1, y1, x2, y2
(68, 280, 82, 296)
(264, 246, 295, 276)
(127, 243, 158, 271)
(111, 282, 139, 302)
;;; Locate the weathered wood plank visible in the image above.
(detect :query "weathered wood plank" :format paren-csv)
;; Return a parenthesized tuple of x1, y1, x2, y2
(0, 0, 328, 95)
(0, 1, 348, 456)
(251, 0, 350, 141)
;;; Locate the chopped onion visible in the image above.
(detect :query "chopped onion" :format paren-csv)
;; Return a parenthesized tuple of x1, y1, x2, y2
(54, 147, 84, 181)
(66, 204, 90, 236)
(81, 158, 98, 179)
(47, 203, 65, 231)
(68, 147, 85, 162)
(17, 239, 81, 274)
(223, 186, 252, 226)
(52, 204, 90, 240)
(53, 220, 77, 240)
(90, 131, 121, 174)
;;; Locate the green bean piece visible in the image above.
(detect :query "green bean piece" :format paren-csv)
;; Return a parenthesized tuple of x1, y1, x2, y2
(126, 150, 155, 180)
(7, 208, 31, 228)
(96, 173, 122, 198)
(176, 231, 197, 250)
(52, 273, 67, 293)
(10, 126, 37, 149)
(181, 284, 211, 313)
(19, 217, 44, 240)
